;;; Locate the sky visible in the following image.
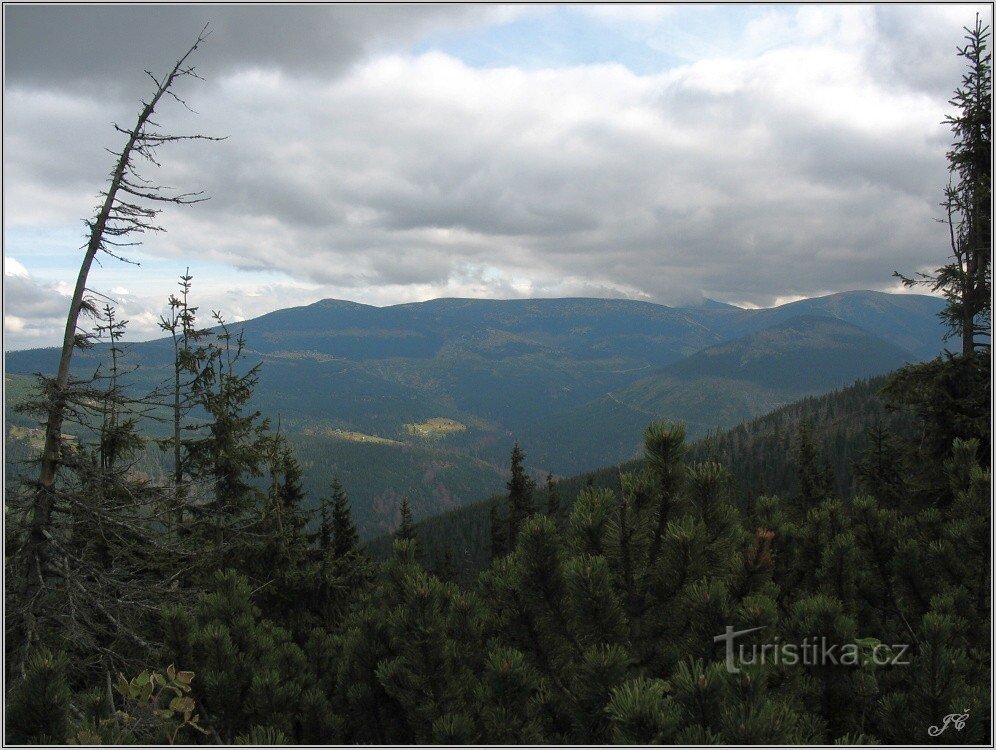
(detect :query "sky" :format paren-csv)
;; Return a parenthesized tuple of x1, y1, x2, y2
(3, 3, 991, 349)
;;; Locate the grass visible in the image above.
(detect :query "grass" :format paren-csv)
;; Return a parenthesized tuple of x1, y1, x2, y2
(404, 418, 467, 439)
(300, 427, 402, 445)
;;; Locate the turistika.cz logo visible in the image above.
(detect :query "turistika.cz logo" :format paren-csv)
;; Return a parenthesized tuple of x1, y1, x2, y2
(713, 625, 911, 674)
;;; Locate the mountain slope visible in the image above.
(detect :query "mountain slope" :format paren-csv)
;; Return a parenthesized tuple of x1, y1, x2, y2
(642, 314, 914, 392)
(516, 316, 917, 474)
(4, 291, 945, 533)
(713, 290, 947, 358)
(366, 374, 913, 578)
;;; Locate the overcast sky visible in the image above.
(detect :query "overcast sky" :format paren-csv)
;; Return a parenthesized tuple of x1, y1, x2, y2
(4, 3, 991, 349)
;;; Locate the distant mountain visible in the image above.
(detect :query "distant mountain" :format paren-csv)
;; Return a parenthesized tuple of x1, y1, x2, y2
(643, 314, 913, 396)
(514, 315, 920, 474)
(697, 290, 947, 359)
(4, 290, 945, 534)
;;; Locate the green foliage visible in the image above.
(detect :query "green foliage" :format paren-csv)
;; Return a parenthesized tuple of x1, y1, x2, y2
(159, 570, 316, 743)
(8, 360, 989, 746)
(488, 500, 507, 561)
(604, 678, 681, 743)
(185, 314, 271, 565)
(369, 375, 919, 585)
(329, 477, 359, 558)
(793, 421, 833, 513)
(6, 652, 211, 746)
(395, 496, 416, 540)
(235, 725, 291, 744)
(6, 649, 72, 744)
(545, 472, 563, 522)
(112, 665, 209, 744)
(333, 539, 487, 743)
(506, 441, 536, 547)
(883, 352, 990, 465)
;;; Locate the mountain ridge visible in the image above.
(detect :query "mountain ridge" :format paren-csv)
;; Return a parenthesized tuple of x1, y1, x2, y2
(512, 314, 918, 474)
(4, 290, 946, 534)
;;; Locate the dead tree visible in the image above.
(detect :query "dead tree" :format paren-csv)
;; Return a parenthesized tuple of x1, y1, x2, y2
(17, 27, 221, 673)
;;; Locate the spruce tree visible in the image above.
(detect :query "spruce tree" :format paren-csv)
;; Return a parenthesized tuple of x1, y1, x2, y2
(854, 424, 912, 509)
(259, 434, 312, 555)
(489, 501, 508, 559)
(545, 472, 563, 522)
(319, 493, 332, 556)
(330, 478, 359, 558)
(506, 442, 536, 546)
(883, 352, 991, 465)
(8, 306, 185, 680)
(185, 314, 270, 567)
(156, 270, 210, 537)
(396, 496, 416, 543)
(793, 420, 832, 513)
(896, 15, 991, 353)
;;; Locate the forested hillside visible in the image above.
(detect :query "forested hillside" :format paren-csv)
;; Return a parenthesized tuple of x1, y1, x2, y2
(5, 292, 946, 534)
(517, 316, 917, 473)
(7, 346, 989, 744)
(5, 374, 505, 538)
(365, 374, 916, 577)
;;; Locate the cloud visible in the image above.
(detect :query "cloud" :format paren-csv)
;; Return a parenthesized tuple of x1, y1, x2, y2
(0, 255, 331, 350)
(3, 5, 506, 92)
(142, 43, 952, 305)
(4, 4, 987, 348)
(3, 260, 71, 349)
(5, 258, 30, 278)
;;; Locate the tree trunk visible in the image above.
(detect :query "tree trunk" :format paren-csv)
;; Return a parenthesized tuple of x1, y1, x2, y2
(21, 31, 210, 661)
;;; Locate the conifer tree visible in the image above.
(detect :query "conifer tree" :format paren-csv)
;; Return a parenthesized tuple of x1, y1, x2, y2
(506, 442, 536, 546)
(245, 434, 320, 634)
(334, 540, 485, 743)
(489, 501, 508, 559)
(156, 270, 210, 536)
(545, 472, 563, 521)
(26, 33, 218, 640)
(853, 424, 912, 509)
(330, 478, 359, 558)
(6, 649, 72, 744)
(396, 496, 416, 543)
(793, 421, 832, 513)
(319, 493, 332, 556)
(8, 307, 184, 681)
(896, 15, 992, 353)
(160, 571, 315, 743)
(883, 352, 991, 465)
(259, 433, 312, 554)
(476, 420, 811, 742)
(185, 314, 270, 567)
